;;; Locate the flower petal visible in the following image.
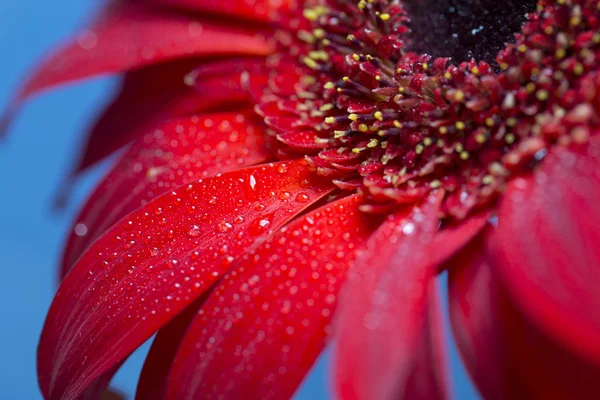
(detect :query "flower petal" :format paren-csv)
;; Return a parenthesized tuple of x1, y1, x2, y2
(69, 56, 267, 177)
(38, 160, 333, 400)
(146, 0, 293, 22)
(492, 147, 600, 363)
(165, 195, 379, 400)
(135, 297, 205, 400)
(60, 111, 271, 278)
(333, 191, 444, 400)
(448, 229, 600, 399)
(404, 285, 450, 400)
(18, 3, 272, 99)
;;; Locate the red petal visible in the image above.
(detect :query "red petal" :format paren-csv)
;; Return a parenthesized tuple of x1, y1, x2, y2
(38, 161, 333, 400)
(165, 195, 380, 400)
(135, 297, 206, 400)
(60, 111, 271, 279)
(493, 147, 600, 363)
(72, 57, 267, 175)
(146, 0, 293, 22)
(73, 59, 205, 174)
(18, 3, 272, 99)
(333, 191, 444, 400)
(431, 211, 490, 273)
(404, 285, 450, 400)
(448, 229, 600, 399)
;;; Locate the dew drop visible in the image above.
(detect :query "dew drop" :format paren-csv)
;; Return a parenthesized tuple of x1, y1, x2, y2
(248, 215, 273, 236)
(295, 192, 309, 203)
(188, 225, 201, 237)
(216, 221, 233, 233)
(74, 223, 88, 237)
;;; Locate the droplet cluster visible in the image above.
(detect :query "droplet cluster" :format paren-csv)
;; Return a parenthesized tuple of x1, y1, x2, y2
(258, 0, 600, 219)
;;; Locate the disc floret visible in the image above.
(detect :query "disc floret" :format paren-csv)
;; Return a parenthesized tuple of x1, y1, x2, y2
(258, 0, 600, 218)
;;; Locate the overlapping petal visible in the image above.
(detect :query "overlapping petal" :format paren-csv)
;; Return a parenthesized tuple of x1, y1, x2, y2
(61, 111, 270, 278)
(165, 195, 379, 400)
(38, 160, 333, 400)
(492, 146, 600, 363)
(18, 3, 273, 99)
(404, 286, 450, 400)
(147, 0, 294, 22)
(449, 229, 600, 399)
(333, 191, 445, 400)
(70, 59, 207, 175)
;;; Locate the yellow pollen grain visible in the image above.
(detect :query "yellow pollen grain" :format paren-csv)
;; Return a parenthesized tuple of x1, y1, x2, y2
(309, 50, 329, 61)
(536, 89, 549, 101)
(367, 138, 379, 148)
(348, 113, 358, 121)
(455, 121, 466, 130)
(460, 151, 470, 160)
(430, 180, 442, 189)
(303, 57, 319, 70)
(374, 111, 383, 121)
(313, 28, 326, 39)
(505, 133, 516, 144)
(393, 120, 403, 128)
(297, 31, 315, 43)
(482, 175, 495, 185)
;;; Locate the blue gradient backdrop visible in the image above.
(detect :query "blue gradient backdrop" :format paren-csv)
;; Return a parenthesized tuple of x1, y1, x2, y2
(0, 2, 480, 399)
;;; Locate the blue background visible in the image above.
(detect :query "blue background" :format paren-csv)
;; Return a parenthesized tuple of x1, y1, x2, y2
(0, 1, 479, 398)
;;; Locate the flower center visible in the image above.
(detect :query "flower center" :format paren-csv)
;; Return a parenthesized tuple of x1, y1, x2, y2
(404, 0, 538, 67)
(258, 0, 600, 219)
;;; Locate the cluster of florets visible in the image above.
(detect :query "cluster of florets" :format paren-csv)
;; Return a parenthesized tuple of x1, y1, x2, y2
(257, 0, 600, 218)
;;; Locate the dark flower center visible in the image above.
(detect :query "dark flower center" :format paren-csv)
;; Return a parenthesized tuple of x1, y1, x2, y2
(404, 0, 538, 67)
(258, 0, 600, 219)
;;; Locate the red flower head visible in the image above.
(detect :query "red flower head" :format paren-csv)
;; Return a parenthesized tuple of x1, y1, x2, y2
(9, 0, 600, 399)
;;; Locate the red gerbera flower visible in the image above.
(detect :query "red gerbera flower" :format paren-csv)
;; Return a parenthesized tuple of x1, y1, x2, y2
(9, 0, 600, 399)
